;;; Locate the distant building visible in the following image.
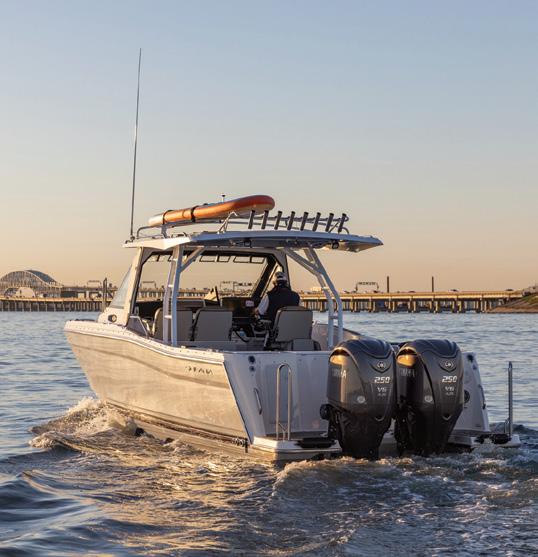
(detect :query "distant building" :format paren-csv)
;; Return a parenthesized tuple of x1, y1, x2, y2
(0, 270, 63, 298)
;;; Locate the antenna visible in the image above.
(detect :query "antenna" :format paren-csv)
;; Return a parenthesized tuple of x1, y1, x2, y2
(130, 48, 142, 241)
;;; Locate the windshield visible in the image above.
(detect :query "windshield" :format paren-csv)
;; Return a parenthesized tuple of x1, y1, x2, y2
(187, 253, 267, 296)
(134, 250, 274, 303)
(110, 268, 132, 309)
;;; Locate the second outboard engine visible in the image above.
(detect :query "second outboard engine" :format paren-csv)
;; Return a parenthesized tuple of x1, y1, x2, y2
(321, 339, 396, 460)
(395, 340, 464, 456)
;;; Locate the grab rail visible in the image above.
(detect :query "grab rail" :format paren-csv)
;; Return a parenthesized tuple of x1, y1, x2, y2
(505, 361, 514, 437)
(275, 363, 293, 441)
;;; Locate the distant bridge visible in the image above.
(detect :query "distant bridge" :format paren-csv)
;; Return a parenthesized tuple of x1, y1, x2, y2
(0, 288, 523, 313)
(300, 290, 523, 313)
(0, 297, 103, 312)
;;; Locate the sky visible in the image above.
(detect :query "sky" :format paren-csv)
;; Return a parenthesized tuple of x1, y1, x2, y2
(1, 1, 537, 292)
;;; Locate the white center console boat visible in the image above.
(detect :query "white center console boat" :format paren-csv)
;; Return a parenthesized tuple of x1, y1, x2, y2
(65, 196, 519, 462)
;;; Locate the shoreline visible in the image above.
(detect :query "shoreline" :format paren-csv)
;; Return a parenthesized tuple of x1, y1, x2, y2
(488, 295, 538, 314)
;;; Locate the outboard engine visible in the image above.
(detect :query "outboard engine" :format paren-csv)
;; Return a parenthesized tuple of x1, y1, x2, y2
(321, 338, 396, 460)
(395, 340, 464, 456)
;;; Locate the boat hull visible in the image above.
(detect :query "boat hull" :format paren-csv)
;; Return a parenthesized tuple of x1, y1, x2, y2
(65, 321, 341, 462)
(65, 321, 498, 461)
(65, 322, 247, 441)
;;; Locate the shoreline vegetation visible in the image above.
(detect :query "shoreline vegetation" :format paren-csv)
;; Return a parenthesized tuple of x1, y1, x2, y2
(490, 294, 538, 314)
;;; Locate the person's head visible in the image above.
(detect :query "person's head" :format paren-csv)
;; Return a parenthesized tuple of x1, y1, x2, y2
(273, 271, 289, 287)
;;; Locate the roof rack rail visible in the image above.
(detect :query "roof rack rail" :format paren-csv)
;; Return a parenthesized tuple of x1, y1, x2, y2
(135, 211, 350, 240)
(222, 210, 349, 234)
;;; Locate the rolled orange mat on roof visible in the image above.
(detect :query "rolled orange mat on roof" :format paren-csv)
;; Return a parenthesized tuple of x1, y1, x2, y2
(148, 195, 275, 227)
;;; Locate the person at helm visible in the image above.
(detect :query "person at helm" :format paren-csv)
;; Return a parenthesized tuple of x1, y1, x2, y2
(256, 271, 300, 323)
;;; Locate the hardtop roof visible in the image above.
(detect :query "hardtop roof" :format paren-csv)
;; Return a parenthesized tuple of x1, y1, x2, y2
(125, 229, 382, 252)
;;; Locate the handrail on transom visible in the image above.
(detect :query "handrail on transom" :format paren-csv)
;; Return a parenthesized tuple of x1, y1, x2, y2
(275, 363, 293, 441)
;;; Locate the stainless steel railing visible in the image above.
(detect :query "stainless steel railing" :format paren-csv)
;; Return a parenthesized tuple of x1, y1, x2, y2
(275, 363, 293, 441)
(505, 361, 514, 437)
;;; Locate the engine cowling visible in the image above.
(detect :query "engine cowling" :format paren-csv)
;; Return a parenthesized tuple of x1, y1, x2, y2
(321, 338, 396, 460)
(395, 340, 464, 455)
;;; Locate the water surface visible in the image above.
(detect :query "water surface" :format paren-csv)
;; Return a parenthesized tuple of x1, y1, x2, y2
(0, 312, 536, 556)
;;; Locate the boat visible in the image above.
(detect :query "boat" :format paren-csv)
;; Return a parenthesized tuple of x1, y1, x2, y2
(65, 197, 520, 462)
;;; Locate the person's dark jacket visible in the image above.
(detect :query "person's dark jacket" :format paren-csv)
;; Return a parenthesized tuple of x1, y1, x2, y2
(264, 285, 300, 323)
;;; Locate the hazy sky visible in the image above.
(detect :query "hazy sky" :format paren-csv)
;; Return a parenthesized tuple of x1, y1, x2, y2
(1, 1, 537, 291)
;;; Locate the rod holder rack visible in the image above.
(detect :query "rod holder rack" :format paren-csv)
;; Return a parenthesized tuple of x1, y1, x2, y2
(226, 210, 349, 234)
(134, 210, 350, 240)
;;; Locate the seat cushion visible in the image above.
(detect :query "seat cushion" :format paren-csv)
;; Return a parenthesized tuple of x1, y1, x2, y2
(192, 308, 233, 341)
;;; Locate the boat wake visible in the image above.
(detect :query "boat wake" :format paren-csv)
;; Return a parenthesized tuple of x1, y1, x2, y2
(29, 397, 146, 455)
(16, 399, 538, 556)
(28, 397, 214, 470)
(268, 432, 538, 555)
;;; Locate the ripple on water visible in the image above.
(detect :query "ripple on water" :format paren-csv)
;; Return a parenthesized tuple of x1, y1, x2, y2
(0, 312, 537, 555)
(0, 402, 536, 556)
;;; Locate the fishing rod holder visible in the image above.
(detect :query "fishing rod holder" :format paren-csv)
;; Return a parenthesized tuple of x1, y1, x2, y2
(221, 210, 349, 234)
(134, 210, 350, 240)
